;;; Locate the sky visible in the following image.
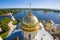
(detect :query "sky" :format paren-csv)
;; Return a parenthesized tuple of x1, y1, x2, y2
(0, 0, 60, 9)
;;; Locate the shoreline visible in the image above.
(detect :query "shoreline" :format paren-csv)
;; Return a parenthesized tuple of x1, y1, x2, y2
(0, 13, 13, 16)
(0, 12, 19, 16)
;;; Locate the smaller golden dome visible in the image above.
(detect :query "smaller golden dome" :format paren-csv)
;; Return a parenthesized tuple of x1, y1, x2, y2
(45, 20, 54, 31)
(45, 23, 52, 31)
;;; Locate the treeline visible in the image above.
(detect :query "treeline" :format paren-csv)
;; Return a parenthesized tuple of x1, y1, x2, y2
(0, 8, 22, 16)
(0, 17, 10, 40)
(22, 8, 60, 13)
(0, 8, 60, 16)
(31, 8, 60, 13)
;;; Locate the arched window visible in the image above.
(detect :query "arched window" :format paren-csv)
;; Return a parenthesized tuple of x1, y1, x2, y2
(28, 34, 31, 39)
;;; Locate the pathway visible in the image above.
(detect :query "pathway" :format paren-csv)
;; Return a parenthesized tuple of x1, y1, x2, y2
(7, 13, 17, 37)
(7, 21, 17, 37)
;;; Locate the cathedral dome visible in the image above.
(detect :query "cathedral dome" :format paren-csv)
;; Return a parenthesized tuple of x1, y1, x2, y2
(22, 14, 39, 26)
(21, 14, 39, 32)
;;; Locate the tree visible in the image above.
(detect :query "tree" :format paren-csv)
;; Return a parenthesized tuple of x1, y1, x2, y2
(2, 17, 10, 23)
(0, 17, 10, 40)
(0, 17, 10, 32)
(44, 9, 50, 13)
(12, 20, 18, 25)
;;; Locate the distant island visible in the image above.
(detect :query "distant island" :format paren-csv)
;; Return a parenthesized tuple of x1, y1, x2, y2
(0, 8, 60, 16)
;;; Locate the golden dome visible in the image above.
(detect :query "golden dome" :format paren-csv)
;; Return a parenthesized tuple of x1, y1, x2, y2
(45, 23, 52, 31)
(22, 15, 39, 26)
(21, 14, 39, 32)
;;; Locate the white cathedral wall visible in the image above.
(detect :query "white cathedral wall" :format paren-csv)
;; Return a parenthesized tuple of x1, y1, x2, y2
(23, 31, 38, 40)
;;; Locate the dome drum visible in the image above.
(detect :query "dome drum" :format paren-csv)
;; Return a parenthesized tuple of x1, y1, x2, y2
(21, 25, 39, 32)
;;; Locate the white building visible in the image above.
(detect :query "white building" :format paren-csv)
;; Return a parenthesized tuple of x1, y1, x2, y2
(6, 4, 54, 40)
(20, 4, 54, 40)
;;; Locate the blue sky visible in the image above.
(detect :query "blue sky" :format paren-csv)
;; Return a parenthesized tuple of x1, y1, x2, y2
(0, 0, 60, 9)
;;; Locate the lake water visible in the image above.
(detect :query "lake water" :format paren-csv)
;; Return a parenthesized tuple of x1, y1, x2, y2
(0, 10, 60, 24)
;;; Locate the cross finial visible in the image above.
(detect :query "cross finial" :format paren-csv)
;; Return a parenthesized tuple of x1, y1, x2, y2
(29, 3, 31, 10)
(29, 3, 32, 16)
